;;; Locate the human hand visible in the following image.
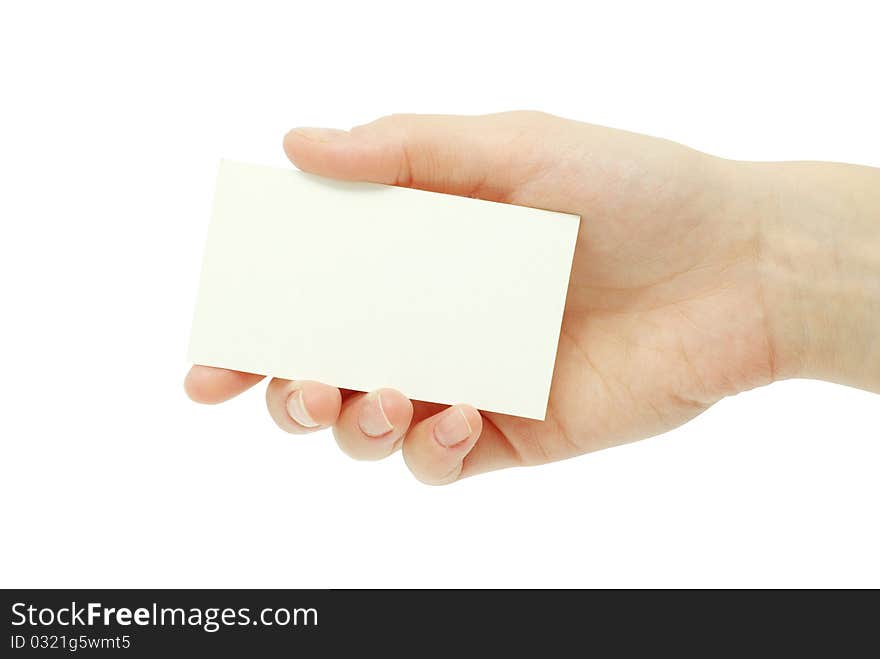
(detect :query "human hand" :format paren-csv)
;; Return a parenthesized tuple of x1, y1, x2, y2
(185, 112, 880, 483)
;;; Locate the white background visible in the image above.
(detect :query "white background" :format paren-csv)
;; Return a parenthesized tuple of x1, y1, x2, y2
(1, 0, 877, 588)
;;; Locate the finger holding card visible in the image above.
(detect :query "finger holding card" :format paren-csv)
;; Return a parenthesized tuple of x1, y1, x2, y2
(402, 404, 483, 485)
(184, 365, 264, 404)
(265, 378, 342, 434)
(330, 388, 414, 460)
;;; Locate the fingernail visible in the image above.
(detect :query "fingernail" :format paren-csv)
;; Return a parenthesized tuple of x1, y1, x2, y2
(286, 389, 320, 428)
(288, 127, 349, 143)
(433, 407, 473, 448)
(358, 391, 394, 438)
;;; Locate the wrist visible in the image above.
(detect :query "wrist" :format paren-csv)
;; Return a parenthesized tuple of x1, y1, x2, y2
(743, 160, 880, 391)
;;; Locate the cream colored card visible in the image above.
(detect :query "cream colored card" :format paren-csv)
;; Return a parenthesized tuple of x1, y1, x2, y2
(188, 160, 580, 419)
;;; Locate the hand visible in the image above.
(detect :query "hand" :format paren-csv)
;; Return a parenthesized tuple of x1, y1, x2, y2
(185, 112, 880, 483)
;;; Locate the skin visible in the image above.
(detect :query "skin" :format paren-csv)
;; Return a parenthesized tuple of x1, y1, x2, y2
(184, 112, 880, 484)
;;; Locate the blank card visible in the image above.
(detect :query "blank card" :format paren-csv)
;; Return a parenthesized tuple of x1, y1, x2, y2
(188, 160, 580, 420)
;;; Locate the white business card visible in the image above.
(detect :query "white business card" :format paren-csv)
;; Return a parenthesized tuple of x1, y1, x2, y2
(188, 160, 579, 419)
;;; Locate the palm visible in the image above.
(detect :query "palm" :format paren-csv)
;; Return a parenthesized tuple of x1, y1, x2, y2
(482, 129, 772, 465)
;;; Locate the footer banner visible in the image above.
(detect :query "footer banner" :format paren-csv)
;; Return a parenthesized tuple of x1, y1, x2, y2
(1, 589, 871, 654)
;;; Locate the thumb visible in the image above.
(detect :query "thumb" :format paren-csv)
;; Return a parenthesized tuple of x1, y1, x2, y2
(282, 111, 564, 203)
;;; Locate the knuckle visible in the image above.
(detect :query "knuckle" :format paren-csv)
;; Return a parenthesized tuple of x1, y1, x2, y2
(500, 109, 552, 124)
(353, 113, 414, 136)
